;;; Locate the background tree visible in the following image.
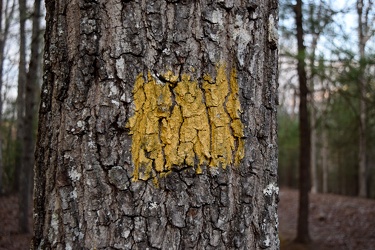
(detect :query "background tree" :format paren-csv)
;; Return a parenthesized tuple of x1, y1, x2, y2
(18, 0, 42, 233)
(294, 0, 311, 244)
(15, 0, 27, 193)
(0, 0, 15, 194)
(33, 0, 279, 249)
(357, 0, 373, 198)
(306, 1, 336, 194)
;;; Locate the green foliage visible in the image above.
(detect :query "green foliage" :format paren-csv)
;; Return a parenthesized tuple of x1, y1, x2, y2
(324, 90, 359, 195)
(278, 108, 299, 188)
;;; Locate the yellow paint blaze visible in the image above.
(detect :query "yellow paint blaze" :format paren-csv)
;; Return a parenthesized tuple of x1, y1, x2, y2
(127, 65, 245, 182)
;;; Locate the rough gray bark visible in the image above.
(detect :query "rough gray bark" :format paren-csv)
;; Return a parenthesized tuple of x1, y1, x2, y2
(33, 0, 279, 249)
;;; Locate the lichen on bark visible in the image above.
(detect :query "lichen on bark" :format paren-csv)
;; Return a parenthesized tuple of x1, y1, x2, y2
(127, 64, 245, 182)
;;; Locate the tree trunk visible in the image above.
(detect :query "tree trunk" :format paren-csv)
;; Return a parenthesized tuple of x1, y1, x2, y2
(309, 34, 319, 195)
(15, 0, 27, 193)
(33, 1, 279, 249)
(0, 0, 15, 194)
(357, 0, 367, 198)
(310, 108, 317, 193)
(294, 0, 311, 244)
(19, 0, 42, 233)
(321, 128, 328, 193)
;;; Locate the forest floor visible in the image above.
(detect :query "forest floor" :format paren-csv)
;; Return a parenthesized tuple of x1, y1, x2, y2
(0, 188, 374, 250)
(0, 194, 33, 250)
(279, 188, 375, 250)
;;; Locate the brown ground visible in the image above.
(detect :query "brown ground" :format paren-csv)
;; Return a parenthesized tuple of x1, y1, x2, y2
(1, 188, 374, 249)
(0, 194, 33, 250)
(279, 188, 375, 250)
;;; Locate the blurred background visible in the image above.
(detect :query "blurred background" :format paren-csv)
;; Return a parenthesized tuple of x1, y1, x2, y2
(279, 0, 375, 199)
(278, 0, 375, 248)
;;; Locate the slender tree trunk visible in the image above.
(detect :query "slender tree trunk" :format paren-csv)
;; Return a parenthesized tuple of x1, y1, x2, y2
(33, 1, 279, 249)
(15, 0, 27, 193)
(17, 0, 27, 227)
(322, 128, 328, 193)
(308, 7, 319, 196)
(19, 0, 42, 233)
(294, 0, 311, 244)
(357, 0, 367, 198)
(309, 33, 320, 195)
(310, 107, 317, 193)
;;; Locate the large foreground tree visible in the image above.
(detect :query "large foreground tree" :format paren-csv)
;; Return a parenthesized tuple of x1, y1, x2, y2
(33, 0, 279, 249)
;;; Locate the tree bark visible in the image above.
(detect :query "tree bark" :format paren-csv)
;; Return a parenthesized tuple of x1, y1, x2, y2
(33, 1, 279, 249)
(294, 0, 311, 244)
